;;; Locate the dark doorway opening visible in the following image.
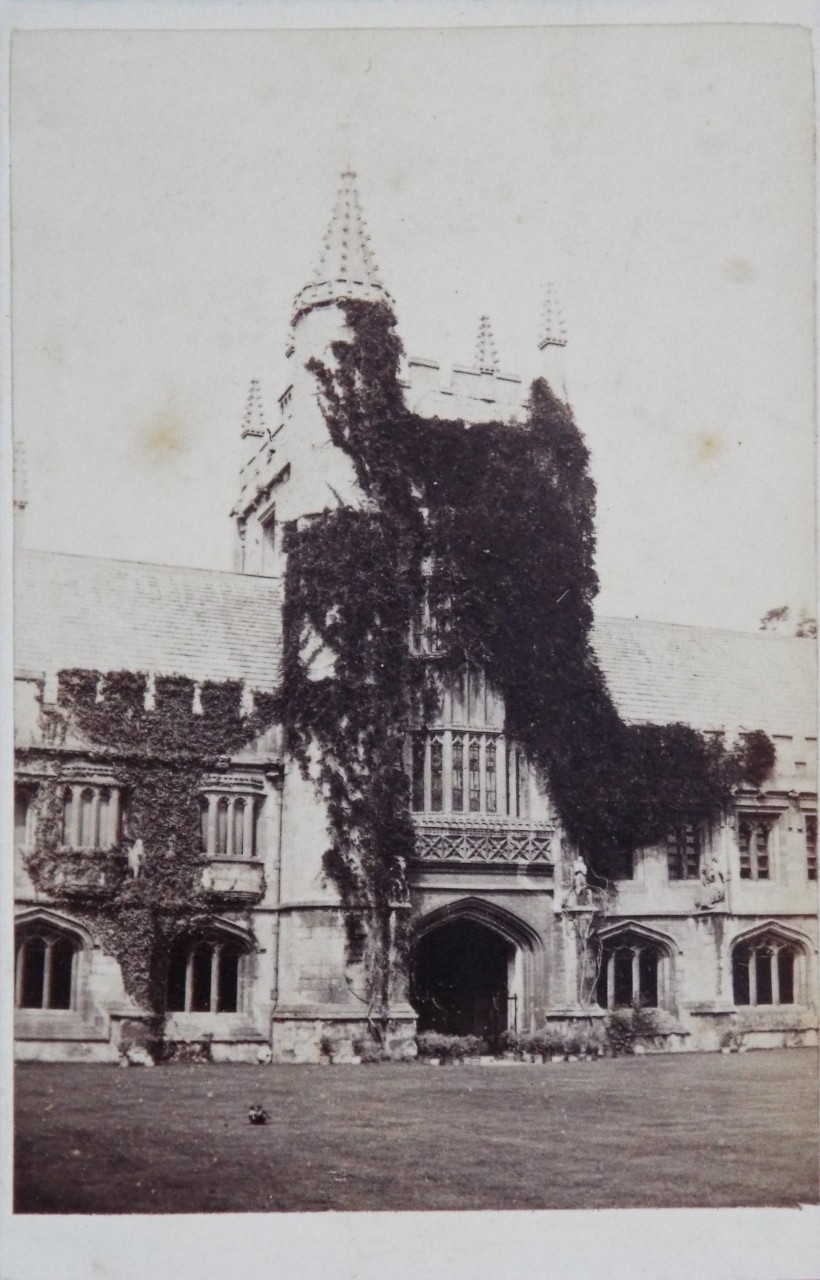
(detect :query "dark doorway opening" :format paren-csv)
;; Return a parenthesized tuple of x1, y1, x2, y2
(411, 918, 512, 1048)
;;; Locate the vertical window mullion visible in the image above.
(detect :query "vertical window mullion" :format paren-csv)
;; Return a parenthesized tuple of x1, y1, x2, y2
(42, 939, 54, 1010)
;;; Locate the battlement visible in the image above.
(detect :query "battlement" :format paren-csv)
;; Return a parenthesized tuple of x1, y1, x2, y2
(401, 354, 525, 424)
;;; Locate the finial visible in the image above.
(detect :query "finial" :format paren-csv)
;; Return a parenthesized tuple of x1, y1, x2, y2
(475, 315, 499, 374)
(539, 282, 567, 349)
(240, 379, 266, 441)
(292, 169, 393, 322)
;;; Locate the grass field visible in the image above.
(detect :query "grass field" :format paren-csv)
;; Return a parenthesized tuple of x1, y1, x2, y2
(14, 1048, 818, 1214)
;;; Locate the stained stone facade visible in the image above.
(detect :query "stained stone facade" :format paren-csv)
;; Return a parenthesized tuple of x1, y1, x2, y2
(13, 171, 818, 1062)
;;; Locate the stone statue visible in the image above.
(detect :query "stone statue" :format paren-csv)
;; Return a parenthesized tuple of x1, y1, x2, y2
(697, 857, 725, 910)
(126, 838, 144, 880)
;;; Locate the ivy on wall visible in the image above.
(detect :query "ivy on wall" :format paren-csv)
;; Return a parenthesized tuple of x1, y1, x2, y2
(22, 670, 277, 1014)
(281, 298, 774, 1000)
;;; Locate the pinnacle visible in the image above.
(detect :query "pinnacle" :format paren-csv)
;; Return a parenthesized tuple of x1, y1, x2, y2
(240, 379, 266, 440)
(475, 315, 499, 374)
(292, 169, 393, 321)
(539, 282, 567, 349)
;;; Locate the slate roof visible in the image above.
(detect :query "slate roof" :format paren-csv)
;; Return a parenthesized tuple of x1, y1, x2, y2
(14, 549, 816, 736)
(592, 615, 816, 736)
(14, 549, 282, 692)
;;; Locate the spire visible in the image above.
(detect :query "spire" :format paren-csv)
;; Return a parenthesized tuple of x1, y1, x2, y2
(292, 168, 393, 322)
(538, 281, 567, 350)
(240, 379, 266, 441)
(475, 315, 499, 374)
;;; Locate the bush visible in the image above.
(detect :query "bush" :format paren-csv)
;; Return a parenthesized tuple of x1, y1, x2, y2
(415, 1032, 488, 1061)
(604, 1010, 635, 1057)
(353, 1035, 385, 1063)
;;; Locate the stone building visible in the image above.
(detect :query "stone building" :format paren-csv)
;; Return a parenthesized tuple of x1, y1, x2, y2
(13, 170, 818, 1062)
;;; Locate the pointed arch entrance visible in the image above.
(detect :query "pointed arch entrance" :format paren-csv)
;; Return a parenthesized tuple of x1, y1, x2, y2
(410, 899, 540, 1048)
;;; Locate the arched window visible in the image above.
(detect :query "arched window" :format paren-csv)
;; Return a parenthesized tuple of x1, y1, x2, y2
(62, 788, 73, 846)
(430, 737, 444, 812)
(732, 932, 802, 1006)
(468, 737, 481, 812)
(215, 797, 229, 856)
(15, 927, 80, 1011)
(166, 932, 247, 1014)
(451, 734, 464, 812)
(596, 930, 668, 1010)
(485, 740, 497, 814)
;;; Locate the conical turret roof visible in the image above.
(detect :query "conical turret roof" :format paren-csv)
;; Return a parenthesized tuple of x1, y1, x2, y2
(292, 168, 393, 321)
(240, 379, 266, 441)
(538, 281, 567, 349)
(475, 315, 499, 374)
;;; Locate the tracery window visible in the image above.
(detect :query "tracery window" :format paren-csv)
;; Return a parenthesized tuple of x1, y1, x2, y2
(199, 793, 259, 858)
(666, 824, 701, 880)
(15, 927, 79, 1011)
(732, 933, 801, 1006)
(737, 814, 772, 880)
(596, 931, 667, 1010)
(408, 731, 527, 818)
(61, 785, 122, 850)
(166, 933, 246, 1013)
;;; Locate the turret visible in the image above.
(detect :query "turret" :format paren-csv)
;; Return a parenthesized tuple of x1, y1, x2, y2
(538, 282, 568, 403)
(233, 170, 394, 574)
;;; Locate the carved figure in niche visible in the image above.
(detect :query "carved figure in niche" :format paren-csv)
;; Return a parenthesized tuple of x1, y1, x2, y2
(126, 838, 144, 880)
(697, 856, 725, 910)
(570, 856, 590, 905)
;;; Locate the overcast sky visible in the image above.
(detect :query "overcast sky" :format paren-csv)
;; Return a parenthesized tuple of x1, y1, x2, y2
(11, 23, 816, 632)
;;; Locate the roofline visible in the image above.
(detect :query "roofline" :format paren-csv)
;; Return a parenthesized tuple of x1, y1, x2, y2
(591, 613, 817, 645)
(15, 546, 282, 586)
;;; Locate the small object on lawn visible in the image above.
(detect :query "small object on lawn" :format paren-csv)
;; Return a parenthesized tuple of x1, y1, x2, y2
(248, 1104, 270, 1125)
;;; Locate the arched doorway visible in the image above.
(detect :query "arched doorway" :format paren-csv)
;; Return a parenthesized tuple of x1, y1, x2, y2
(411, 917, 513, 1047)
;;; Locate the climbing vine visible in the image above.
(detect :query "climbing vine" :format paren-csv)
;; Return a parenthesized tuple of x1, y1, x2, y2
(281, 298, 774, 999)
(21, 669, 277, 1014)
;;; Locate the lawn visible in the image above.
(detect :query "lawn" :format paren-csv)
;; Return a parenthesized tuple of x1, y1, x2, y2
(14, 1049, 818, 1214)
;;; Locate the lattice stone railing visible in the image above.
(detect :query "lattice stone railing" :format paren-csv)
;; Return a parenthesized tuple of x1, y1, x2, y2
(411, 819, 554, 868)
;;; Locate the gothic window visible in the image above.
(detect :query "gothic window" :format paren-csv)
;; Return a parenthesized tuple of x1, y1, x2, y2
(738, 815, 772, 880)
(15, 927, 79, 1011)
(430, 737, 444, 812)
(199, 793, 259, 858)
(732, 933, 801, 1006)
(596, 932, 667, 1010)
(166, 933, 245, 1014)
(666, 825, 701, 880)
(451, 734, 464, 812)
(485, 740, 497, 814)
(407, 731, 521, 817)
(806, 815, 817, 882)
(468, 737, 481, 812)
(411, 735, 426, 813)
(61, 784, 122, 850)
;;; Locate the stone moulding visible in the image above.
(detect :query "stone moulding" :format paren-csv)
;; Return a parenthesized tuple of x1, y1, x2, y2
(410, 818, 554, 869)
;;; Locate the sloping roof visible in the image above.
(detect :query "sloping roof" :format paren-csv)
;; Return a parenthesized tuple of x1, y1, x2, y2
(592, 615, 816, 736)
(14, 549, 282, 692)
(14, 549, 816, 735)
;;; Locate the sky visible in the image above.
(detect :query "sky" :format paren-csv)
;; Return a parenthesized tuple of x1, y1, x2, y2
(10, 23, 816, 633)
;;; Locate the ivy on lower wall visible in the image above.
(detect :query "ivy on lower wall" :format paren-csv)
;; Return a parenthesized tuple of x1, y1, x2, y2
(281, 298, 774, 1004)
(22, 670, 277, 1014)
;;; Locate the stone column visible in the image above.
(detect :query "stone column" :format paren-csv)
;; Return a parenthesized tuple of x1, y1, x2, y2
(210, 945, 221, 1014)
(631, 947, 642, 1004)
(606, 952, 615, 1010)
(243, 797, 256, 858)
(225, 799, 235, 859)
(184, 951, 195, 1012)
(749, 950, 758, 1007)
(42, 940, 54, 1010)
(70, 785, 83, 848)
(108, 789, 121, 849)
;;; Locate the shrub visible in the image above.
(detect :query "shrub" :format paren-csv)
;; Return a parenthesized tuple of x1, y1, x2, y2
(415, 1032, 488, 1061)
(353, 1035, 385, 1063)
(604, 1010, 635, 1057)
(530, 1027, 565, 1056)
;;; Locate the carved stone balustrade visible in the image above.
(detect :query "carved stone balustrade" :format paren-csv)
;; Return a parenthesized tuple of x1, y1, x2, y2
(410, 817, 554, 871)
